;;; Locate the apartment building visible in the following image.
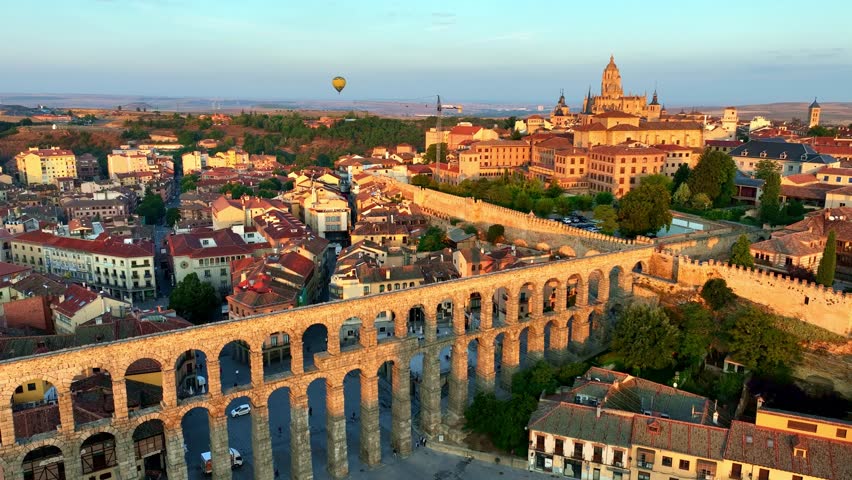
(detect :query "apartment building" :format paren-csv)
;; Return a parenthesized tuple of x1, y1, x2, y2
(587, 145, 666, 197)
(15, 147, 77, 185)
(10, 231, 156, 302)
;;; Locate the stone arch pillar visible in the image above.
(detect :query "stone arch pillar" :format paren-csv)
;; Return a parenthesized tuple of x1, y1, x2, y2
(446, 341, 468, 428)
(161, 368, 178, 408)
(326, 328, 340, 355)
(479, 295, 493, 330)
(209, 412, 230, 479)
(290, 391, 313, 480)
(205, 359, 221, 395)
(289, 338, 304, 375)
(573, 309, 592, 344)
(115, 428, 138, 480)
(66, 441, 84, 480)
(250, 349, 264, 388)
(0, 403, 14, 446)
(451, 295, 465, 336)
(475, 338, 496, 394)
(360, 313, 377, 349)
(394, 311, 407, 338)
(549, 323, 570, 364)
(504, 292, 518, 325)
(574, 280, 588, 307)
(620, 270, 634, 295)
(554, 284, 567, 314)
(391, 362, 412, 457)
(597, 275, 611, 304)
(529, 287, 542, 318)
(420, 353, 441, 436)
(164, 423, 189, 480)
(500, 333, 520, 389)
(251, 403, 274, 480)
(527, 326, 545, 363)
(58, 385, 75, 433)
(112, 378, 129, 420)
(359, 374, 381, 467)
(424, 309, 437, 343)
(326, 384, 348, 479)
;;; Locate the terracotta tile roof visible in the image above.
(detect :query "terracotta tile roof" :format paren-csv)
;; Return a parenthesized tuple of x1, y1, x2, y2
(590, 145, 665, 156)
(13, 231, 154, 258)
(706, 140, 743, 147)
(573, 122, 607, 132)
(751, 232, 823, 257)
(449, 125, 482, 136)
(528, 401, 634, 447)
(816, 167, 852, 176)
(725, 421, 852, 479)
(167, 229, 254, 258)
(53, 284, 99, 317)
(780, 184, 835, 202)
(640, 121, 704, 130)
(608, 123, 641, 131)
(0, 262, 31, 278)
(783, 174, 819, 185)
(21, 148, 74, 156)
(652, 144, 693, 152)
(632, 416, 728, 460)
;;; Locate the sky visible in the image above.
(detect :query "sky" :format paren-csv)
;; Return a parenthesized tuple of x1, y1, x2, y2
(2, 0, 851, 106)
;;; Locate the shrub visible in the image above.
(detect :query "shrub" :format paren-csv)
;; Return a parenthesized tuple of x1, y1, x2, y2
(701, 278, 735, 310)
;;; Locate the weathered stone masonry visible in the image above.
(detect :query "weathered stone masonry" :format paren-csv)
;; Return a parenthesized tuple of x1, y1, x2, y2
(0, 245, 655, 480)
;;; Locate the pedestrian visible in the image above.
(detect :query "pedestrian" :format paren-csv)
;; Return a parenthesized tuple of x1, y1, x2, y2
(423, 437, 427, 447)
(278, 426, 282, 437)
(393, 448, 398, 459)
(309, 406, 313, 416)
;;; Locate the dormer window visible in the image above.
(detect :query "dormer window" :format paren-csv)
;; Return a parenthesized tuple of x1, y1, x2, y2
(741, 150, 749, 156)
(779, 152, 787, 159)
(759, 151, 767, 158)
(794, 447, 807, 458)
(766, 439, 774, 448)
(648, 420, 661, 434)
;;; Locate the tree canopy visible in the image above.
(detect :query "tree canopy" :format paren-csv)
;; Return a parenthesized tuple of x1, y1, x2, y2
(417, 226, 447, 252)
(168, 273, 220, 325)
(727, 306, 801, 374)
(701, 278, 736, 310)
(617, 181, 672, 237)
(730, 234, 754, 268)
(486, 224, 505, 243)
(815, 230, 837, 287)
(611, 305, 680, 371)
(423, 143, 447, 164)
(165, 207, 181, 228)
(593, 204, 618, 235)
(136, 190, 165, 225)
(755, 159, 782, 224)
(688, 150, 737, 207)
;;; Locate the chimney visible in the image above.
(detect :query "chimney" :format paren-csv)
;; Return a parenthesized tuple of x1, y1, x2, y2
(712, 411, 719, 425)
(596, 405, 602, 418)
(385, 269, 391, 280)
(756, 395, 764, 409)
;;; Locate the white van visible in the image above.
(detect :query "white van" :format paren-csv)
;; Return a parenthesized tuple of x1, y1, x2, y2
(200, 448, 243, 474)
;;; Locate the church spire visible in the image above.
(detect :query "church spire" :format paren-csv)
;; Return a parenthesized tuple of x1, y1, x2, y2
(650, 89, 659, 106)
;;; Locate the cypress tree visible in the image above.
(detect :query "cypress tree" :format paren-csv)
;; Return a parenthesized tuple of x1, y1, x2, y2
(815, 230, 837, 287)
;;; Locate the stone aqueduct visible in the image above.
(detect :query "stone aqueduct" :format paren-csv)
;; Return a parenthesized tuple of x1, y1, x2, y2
(0, 244, 655, 480)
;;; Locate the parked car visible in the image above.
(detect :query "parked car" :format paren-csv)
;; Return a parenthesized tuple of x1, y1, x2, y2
(230, 404, 251, 418)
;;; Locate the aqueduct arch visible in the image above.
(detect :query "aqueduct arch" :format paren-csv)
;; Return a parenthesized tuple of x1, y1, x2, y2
(0, 246, 654, 480)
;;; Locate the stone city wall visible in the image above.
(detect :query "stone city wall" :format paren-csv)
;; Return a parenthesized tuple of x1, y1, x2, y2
(674, 255, 851, 337)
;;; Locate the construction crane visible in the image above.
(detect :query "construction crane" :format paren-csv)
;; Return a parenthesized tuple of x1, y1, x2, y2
(433, 95, 462, 182)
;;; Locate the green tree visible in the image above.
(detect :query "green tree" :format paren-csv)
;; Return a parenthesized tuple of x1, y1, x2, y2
(617, 182, 672, 237)
(533, 197, 554, 217)
(136, 191, 165, 225)
(688, 150, 737, 207)
(673, 302, 715, 366)
(574, 194, 594, 211)
(545, 182, 564, 198)
(807, 125, 837, 137)
(220, 183, 254, 199)
(463, 224, 478, 235)
(611, 305, 680, 371)
(554, 195, 574, 216)
(180, 174, 199, 192)
(593, 204, 618, 235)
(411, 174, 436, 189)
(639, 174, 671, 190)
(730, 234, 755, 268)
(672, 182, 691, 207)
(672, 163, 691, 192)
(513, 190, 533, 212)
(690, 192, 712, 211)
(417, 226, 447, 252)
(258, 177, 284, 191)
(486, 224, 505, 243)
(594, 191, 614, 206)
(701, 278, 735, 310)
(755, 159, 782, 224)
(815, 230, 837, 287)
(511, 361, 558, 398)
(423, 143, 448, 163)
(727, 307, 800, 374)
(165, 207, 181, 228)
(168, 273, 220, 325)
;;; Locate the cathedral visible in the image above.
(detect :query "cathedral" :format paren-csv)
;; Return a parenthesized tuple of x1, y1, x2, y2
(580, 55, 661, 120)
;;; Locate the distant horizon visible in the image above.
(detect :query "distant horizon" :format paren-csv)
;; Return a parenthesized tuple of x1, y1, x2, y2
(2, 1, 851, 106)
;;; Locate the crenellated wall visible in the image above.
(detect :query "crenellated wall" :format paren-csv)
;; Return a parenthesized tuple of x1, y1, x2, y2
(674, 255, 851, 337)
(392, 181, 652, 256)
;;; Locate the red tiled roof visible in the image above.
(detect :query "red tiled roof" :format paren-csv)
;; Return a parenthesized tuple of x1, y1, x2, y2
(590, 145, 665, 156)
(449, 125, 482, 136)
(653, 144, 693, 152)
(816, 167, 852, 176)
(705, 140, 743, 147)
(573, 122, 607, 132)
(167, 229, 254, 258)
(53, 284, 99, 317)
(13, 232, 154, 258)
(0, 262, 31, 278)
(783, 174, 818, 185)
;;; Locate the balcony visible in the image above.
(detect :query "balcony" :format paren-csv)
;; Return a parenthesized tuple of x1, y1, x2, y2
(592, 455, 603, 464)
(638, 461, 654, 469)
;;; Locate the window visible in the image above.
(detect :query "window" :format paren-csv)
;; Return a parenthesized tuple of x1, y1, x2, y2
(662, 456, 673, 467)
(573, 442, 583, 459)
(757, 468, 769, 480)
(792, 476, 803, 480)
(837, 428, 847, 438)
(15, 386, 22, 394)
(638, 473, 651, 480)
(787, 420, 818, 433)
(593, 446, 603, 463)
(554, 439, 564, 456)
(592, 468, 600, 480)
(679, 459, 690, 470)
(535, 435, 544, 451)
(27, 383, 36, 391)
(612, 450, 624, 467)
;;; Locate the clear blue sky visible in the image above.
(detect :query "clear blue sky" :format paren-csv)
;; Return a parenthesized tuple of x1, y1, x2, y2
(2, 0, 851, 106)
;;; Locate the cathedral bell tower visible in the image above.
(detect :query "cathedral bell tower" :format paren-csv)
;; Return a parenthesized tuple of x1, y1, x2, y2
(808, 98, 821, 128)
(601, 55, 623, 99)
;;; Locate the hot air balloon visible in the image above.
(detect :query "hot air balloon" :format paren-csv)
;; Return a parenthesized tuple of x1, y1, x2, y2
(332, 76, 346, 94)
